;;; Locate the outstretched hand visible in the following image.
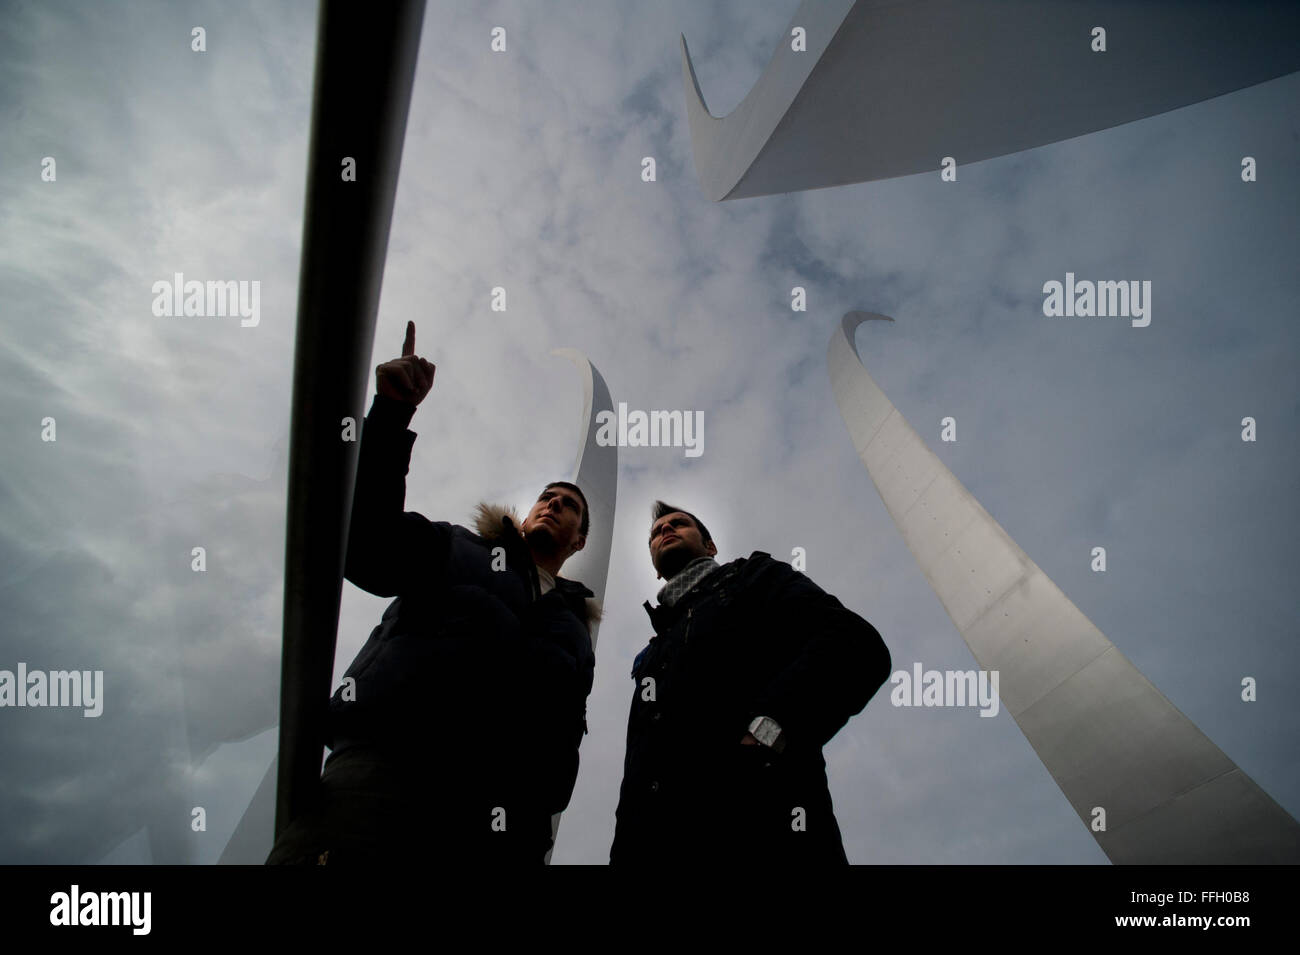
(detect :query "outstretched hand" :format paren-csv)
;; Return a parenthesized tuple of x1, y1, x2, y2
(376, 321, 436, 406)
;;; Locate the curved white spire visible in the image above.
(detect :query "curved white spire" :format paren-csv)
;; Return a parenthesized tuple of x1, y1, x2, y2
(683, 0, 1300, 200)
(550, 348, 618, 625)
(829, 311, 1300, 863)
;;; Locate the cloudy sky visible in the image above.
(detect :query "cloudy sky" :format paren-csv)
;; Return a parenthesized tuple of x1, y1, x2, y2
(1, 0, 1296, 865)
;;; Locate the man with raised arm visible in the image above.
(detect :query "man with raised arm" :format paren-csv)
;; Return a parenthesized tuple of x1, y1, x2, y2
(268, 322, 599, 865)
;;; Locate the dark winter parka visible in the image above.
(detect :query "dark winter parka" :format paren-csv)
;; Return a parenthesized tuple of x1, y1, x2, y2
(326, 393, 598, 859)
(610, 552, 890, 865)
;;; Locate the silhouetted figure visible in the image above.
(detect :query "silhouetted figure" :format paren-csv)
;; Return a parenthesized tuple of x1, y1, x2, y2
(268, 322, 597, 864)
(611, 501, 889, 865)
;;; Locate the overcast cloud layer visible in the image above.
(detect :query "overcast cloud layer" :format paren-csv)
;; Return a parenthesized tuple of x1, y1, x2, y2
(1, 0, 1296, 864)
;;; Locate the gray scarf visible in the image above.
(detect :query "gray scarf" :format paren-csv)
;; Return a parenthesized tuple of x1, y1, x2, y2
(656, 556, 720, 608)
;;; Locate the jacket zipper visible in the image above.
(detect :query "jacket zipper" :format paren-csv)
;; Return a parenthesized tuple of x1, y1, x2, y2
(503, 516, 541, 600)
(684, 607, 693, 644)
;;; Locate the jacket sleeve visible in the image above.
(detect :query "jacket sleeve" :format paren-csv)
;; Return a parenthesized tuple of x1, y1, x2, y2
(522, 596, 596, 816)
(745, 559, 891, 752)
(343, 392, 453, 597)
(548, 644, 595, 815)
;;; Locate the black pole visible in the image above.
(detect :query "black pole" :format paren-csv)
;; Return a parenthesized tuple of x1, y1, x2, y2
(275, 0, 426, 841)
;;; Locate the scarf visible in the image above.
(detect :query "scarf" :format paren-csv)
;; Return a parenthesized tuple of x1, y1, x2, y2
(656, 556, 720, 608)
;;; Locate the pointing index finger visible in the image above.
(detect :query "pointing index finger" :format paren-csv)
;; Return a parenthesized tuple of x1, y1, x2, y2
(402, 320, 415, 357)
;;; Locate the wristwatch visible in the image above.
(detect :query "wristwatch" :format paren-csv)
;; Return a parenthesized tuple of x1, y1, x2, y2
(748, 716, 786, 753)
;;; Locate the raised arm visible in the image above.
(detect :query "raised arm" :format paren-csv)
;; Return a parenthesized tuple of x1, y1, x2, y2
(344, 321, 451, 597)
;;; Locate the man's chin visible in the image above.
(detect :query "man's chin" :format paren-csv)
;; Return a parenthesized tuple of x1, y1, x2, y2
(655, 551, 692, 580)
(525, 526, 558, 553)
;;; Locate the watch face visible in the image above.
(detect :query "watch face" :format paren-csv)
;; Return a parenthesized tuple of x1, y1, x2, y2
(1, 0, 1295, 876)
(751, 718, 780, 747)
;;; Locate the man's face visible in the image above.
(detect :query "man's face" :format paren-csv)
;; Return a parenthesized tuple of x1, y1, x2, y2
(648, 510, 716, 578)
(522, 486, 586, 559)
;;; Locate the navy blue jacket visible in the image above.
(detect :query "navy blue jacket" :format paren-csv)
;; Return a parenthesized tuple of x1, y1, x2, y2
(610, 552, 889, 865)
(327, 393, 597, 859)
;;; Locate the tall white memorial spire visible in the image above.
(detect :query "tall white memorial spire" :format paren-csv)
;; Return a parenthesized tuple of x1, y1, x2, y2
(682, 0, 1300, 200)
(829, 312, 1300, 863)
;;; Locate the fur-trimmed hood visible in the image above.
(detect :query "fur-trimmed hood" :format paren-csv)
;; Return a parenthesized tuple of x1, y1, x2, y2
(472, 502, 602, 627)
(472, 502, 527, 542)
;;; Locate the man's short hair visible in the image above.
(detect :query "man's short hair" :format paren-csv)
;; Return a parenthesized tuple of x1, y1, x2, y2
(651, 500, 711, 545)
(545, 481, 589, 537)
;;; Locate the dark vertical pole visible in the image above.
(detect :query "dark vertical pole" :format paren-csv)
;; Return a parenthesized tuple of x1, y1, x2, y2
(276, 0, 426, 840)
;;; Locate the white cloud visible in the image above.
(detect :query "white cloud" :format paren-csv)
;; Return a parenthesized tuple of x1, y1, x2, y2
(1, 0, 1295, 864)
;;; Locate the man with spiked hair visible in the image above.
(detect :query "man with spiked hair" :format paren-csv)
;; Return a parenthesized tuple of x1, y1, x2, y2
(268, 322, 598, 865)
(610, 500, 890, 864)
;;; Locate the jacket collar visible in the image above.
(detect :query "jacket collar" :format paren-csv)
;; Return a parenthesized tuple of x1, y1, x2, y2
(472, 502, 601, 626)
(643, 555, 747, 633)
(472, 502, 527, 542)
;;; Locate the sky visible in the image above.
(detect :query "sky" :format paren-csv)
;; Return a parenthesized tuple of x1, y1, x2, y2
(0, 0, 1296, 865)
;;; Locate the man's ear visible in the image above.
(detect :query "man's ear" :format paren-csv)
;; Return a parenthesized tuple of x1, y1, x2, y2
(574, 534, 586, 553)
(705, 540, 717, 558)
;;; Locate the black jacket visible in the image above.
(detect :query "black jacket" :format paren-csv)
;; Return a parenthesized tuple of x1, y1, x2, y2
(326, 392, 597, 859)
(610, 552, 890, 865)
